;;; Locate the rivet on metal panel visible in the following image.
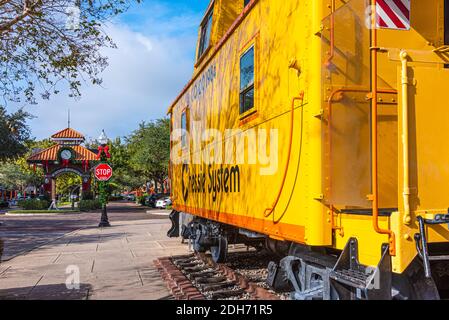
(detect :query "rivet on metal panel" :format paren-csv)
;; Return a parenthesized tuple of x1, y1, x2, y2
(313, 109, 324, 119)
(314, 24, 324, 36)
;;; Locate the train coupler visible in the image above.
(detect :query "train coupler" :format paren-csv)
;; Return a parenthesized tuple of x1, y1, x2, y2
(266, 261, 294, 293)
(414, 213, 449, 279)
(277, 256, 332, 300)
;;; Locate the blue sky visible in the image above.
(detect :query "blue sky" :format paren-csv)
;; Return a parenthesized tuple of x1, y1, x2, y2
(11, 0, 210, 142)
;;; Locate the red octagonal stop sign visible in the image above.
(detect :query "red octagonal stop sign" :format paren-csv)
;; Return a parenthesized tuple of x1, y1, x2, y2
(95, 163, 113, 181)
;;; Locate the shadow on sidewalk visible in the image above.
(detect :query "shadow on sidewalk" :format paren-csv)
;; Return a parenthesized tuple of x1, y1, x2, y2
(0, 283, 92, 300)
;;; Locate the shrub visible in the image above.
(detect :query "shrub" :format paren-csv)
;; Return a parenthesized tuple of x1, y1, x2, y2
(81, 191, 94, 200)
(0, 200, 9, 208)
(109, 195, 123, 202)
(38, 194, 51, 202)
(78, 200, 102, 212)
(136, 196, 146, 206)
(18, 199, 50, 210)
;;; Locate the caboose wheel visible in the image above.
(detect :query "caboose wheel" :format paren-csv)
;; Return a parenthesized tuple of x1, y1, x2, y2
(192, 226, 208, 253)
(211, 235, 228, 263)
(193, 241, 208, 253)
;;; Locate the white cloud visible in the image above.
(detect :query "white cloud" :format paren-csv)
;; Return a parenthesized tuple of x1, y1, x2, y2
(20, 6, 202, 141)
(136, 33, 154, 52)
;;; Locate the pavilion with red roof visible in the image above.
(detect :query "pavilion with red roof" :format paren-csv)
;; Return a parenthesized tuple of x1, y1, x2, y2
(27, 128, 98, 201)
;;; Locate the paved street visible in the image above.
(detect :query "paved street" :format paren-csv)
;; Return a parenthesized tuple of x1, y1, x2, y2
(0, 202, 189, 300)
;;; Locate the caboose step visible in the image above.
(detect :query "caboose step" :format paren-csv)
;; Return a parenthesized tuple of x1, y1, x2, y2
(428, 255, 449, 261)
(329, 238, 375, 290)
(329, 269, 371, 290)
(329, 238, 392, 299)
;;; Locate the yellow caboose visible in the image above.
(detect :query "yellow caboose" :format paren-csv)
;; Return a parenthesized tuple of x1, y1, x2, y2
(167, 0, 449, 299)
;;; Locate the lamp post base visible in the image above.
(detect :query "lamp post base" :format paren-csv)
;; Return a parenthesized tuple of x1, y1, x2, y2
(99, 205, 111, 228)
(99, 222, 111, 228)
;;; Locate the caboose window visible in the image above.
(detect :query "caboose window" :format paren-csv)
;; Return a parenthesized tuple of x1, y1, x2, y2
(198, 8, 214, 60)
(240, 46, 255, 114)
(181, 111, 188, 148)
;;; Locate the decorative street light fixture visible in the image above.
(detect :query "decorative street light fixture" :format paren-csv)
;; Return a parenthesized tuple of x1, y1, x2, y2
(97, 130, 111, 228)
(98, 130, 109, 146)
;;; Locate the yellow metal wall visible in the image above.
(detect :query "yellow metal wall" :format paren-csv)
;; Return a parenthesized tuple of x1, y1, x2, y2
(169, 0, 449, 273)
(170, 0, 332, 246)
(323, 0, 449, 272)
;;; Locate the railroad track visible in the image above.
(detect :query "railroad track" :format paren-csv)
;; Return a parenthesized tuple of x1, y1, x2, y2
(154, 252, 281, 300)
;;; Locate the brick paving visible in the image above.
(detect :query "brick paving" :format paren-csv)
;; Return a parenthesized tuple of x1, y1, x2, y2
(0, 202, 189, 300)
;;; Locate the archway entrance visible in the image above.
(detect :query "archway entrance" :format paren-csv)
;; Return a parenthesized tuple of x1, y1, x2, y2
(27, 128, 98, 203)
(54, 170, 84, 206)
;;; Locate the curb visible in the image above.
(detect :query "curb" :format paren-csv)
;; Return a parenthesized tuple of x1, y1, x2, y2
(5, 212, 82, 217)
(146, 211, 171, 216)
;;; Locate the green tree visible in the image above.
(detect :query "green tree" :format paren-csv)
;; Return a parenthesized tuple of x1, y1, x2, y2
(0, 0, 141, 104)
(128, 118, 170, 190)
(0, 106, 32, 161)
(56, 172, 81, 197)
(109, 137, 144, 191)
(16, 138, 56, 186)
(0, 138, 57, 192)
(0, 162, 30, 191)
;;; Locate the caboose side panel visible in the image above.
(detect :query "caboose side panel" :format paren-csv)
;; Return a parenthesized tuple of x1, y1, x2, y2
(170, 0, 332, 246)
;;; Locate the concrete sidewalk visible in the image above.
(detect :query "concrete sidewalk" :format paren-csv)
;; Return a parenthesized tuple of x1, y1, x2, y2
(0, 204, 189, 300)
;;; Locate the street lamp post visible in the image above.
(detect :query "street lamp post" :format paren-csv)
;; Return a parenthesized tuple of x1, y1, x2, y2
(97, 130, 111, 228)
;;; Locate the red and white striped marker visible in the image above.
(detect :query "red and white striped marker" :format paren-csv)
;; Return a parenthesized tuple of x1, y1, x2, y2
(376, 0, 411, 30)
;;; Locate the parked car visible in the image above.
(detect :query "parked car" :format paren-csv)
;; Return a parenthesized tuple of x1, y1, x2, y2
(146, 193, 170, 208)
(146, 194, 162, 208)
(16, 196, 31, 202)
(145, 195, 155, 208)
(155, 197, 172, 209)
(125, 194, 136, 201)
